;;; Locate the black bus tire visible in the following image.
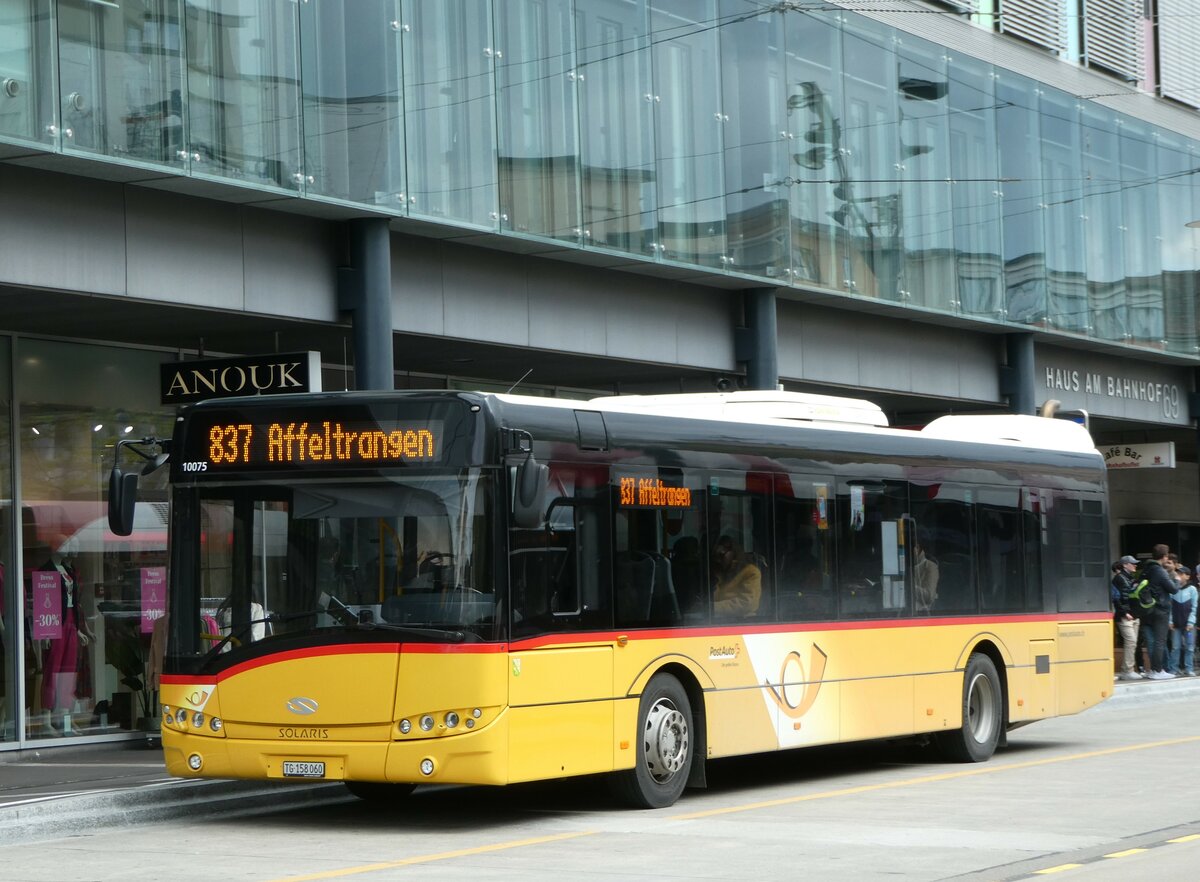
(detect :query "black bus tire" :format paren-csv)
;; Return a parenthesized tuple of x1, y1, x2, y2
(611, 673, 693, 809)
(936, 652, 1003, 763)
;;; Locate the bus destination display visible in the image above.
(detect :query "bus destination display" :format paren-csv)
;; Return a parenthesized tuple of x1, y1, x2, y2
(617, 475, 693, 509)
(183, 415, 444, 473)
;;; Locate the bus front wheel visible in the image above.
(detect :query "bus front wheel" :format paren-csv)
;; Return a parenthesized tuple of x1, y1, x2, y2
(936, 652, 1002, 763)
(612, 673, 693, 809)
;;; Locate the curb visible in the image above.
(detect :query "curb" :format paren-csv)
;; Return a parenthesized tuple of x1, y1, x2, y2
(1103, 675, 1200, 708)
(0, 778, 350, 847)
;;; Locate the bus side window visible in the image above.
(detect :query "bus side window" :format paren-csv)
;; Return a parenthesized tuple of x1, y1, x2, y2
(836, 480, 907, 619)
(775, 475, 835, 622)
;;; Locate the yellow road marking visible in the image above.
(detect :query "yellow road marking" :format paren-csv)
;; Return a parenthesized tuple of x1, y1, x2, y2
(264, 831, 598, 882)
(1102, 848, 1147, 858)
(670, 735, 1200, 820)
(264, 734, 1200, 881)
(1034, 864, 1082, 874)
(1168, 834, 1200, 843)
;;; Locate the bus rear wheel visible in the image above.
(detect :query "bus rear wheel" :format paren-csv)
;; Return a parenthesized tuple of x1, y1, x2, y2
(612, 673, 693, 809)
(936, 652, 1002, 763)
(343, 781, 417, 802)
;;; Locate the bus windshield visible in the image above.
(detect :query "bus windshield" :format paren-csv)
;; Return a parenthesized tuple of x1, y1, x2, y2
(168, 468, 498, 665)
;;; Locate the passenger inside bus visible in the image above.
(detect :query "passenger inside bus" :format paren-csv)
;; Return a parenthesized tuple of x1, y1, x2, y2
(913, 534, 940, 614)
(711, 535, 762, 617)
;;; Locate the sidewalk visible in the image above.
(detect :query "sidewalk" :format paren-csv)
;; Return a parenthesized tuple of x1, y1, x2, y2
(2, 673, 1197, 846)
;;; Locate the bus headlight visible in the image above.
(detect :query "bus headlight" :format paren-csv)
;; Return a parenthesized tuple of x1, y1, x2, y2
(419, 715, 434, 732)
(399, 719, 412, 734)
(420, 758, 435, 776)
(175, 709, 189, 726)
(187, 753, 203, 771)
(444, 712, 459, 729)
(192, 712, 205, 729)
(209, 717, 223, 733)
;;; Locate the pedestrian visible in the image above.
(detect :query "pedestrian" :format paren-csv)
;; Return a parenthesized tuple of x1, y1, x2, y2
(1168, 565, 1196, 676)
(1111, 555, 1142, 680)
(1140, 544, 1179, 679)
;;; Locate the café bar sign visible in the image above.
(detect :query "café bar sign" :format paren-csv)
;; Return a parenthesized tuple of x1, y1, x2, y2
(1100, 442, 1176, 470)
(160, 351, 321, 405)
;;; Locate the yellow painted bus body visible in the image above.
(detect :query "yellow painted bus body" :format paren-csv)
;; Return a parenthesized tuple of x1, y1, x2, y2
(159, 614, 1111, 786)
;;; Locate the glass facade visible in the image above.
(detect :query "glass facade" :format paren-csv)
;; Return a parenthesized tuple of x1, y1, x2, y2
(17, 339, 174, 741)
(2, 0, 1199, 355)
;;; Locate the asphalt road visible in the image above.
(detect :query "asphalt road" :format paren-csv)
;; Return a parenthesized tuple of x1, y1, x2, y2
(3, 688, 1199, 881)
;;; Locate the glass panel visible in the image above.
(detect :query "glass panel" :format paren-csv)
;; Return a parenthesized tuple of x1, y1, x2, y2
(510, 463, 610, 636)
(995, 72, 1045, 326)
(0, 337, 11, 742)
(0, 0, 53, 145)
(613, 468, 702, 628)
(56, 0, 184, 166)
(720, 0, 787, 280)
(300, 0, 405, 209)
(1119, 119, 1164, 350)
(783, 7, 843, 289)
(948, 54, 1002, 320)
(18, 340, 174, 740)
(895, 34, 952, 311)
(775, 473, 835, 622)
(495, 0, 580, 241)
(707, 472, 770, 621)
(1157, 130, 1198, 355)
(185, 0, 301, 190)
(838, 15, 900, 300)
(835, 479, 908, 618)
(910, 482, 977, 615)
(1081, 104, 1126, 341)
(403, 0, 497, 227)
(575, 0, 656, 256)
(1040, 87, 1086, 332)
(649, 0, 724, 267)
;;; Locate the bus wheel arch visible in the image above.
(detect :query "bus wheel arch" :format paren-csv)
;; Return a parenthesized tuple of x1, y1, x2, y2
(936, 646, 1006, 762)
(612, 666, 705, 808)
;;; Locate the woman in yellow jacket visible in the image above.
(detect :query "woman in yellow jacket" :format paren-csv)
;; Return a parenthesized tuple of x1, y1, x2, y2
(712, 536, 762, 617)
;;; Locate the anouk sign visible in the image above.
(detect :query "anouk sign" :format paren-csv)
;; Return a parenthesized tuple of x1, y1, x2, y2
(160, 352, 321, 405)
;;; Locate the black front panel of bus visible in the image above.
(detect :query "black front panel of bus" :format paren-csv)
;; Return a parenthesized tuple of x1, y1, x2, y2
(173, 398, 480, 480)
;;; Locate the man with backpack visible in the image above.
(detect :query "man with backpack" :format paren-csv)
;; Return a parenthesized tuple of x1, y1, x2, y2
(1112, 555, 1142, 680)
(1139, 544, 1179, 679)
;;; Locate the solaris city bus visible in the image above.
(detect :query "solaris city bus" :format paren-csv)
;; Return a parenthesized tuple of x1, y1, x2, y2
(108, 390, 1112, 808)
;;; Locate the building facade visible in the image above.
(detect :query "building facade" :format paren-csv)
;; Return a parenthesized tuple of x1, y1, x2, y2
(1, 0, 1199, 748)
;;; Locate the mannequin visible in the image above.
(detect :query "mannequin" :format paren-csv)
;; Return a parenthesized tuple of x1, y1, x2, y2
(40, 538, 93, 733)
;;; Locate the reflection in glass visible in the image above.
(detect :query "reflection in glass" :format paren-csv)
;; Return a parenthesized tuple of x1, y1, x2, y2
(0, 336, 10, 741)
(496, 0, 580, 241)
(839, 16, 900, 300)
(783, 8, 843, 290)
(948, 55, 1002, 319)
(56, 0, 183, 165)
(300, 0, 404, 209)
(996, 73, 1045, 325)
(1157, 132, 1198, 354)
(185, 0, 301, 190)
(1120, 118, 1164, 350)
(18, 340, 173, 741)
(403, 0, 497, 227)
(1082, 104, 1127, 341)
(1040, 87, 1086, 333)
(896, 35, 951, 311)
(649, 0, 725, 267)
(720, 0, 786, 280)
(0, 0, 52, 145)
(576, 0, 656, 256)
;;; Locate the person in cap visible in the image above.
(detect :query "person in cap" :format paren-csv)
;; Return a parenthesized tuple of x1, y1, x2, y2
(1168, 563, 1197, 676)
(1111, 555, 1142, 680)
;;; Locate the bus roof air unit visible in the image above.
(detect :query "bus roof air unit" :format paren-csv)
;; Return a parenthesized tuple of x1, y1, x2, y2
(588, 391, 889, 427)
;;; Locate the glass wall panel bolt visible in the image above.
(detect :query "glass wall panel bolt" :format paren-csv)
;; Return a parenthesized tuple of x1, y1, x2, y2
(4, 78, 20, 98)
(292, 174, 315, 185)
(391, 21, 410, 31)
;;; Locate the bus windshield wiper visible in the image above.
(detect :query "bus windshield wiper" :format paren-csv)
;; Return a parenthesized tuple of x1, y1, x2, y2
(201, 609, 327, 662)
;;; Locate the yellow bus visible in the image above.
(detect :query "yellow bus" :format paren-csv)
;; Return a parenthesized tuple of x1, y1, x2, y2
(110, 390, 1112, 808)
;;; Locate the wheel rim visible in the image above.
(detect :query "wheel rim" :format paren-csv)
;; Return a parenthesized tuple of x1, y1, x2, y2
(643, 697, 689, 783)
(966, 671, 997, 744)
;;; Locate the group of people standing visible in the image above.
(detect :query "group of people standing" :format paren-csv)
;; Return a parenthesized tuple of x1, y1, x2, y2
(1112, 543, 1197, 680)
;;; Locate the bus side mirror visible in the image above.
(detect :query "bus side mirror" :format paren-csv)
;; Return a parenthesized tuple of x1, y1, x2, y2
(108, 466, 139, 536)
(512, 454, 549, 529)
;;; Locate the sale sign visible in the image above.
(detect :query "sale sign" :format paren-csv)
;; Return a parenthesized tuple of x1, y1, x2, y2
(141, 567, 167, 634)
(31, 571, 63, 639)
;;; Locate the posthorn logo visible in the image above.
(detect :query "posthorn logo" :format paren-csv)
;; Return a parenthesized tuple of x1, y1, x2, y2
(286, 697, 319, 715)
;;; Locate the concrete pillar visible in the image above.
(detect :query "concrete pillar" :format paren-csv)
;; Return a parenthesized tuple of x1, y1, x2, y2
(338, 218, 394, 391)
(1002, 333, 1036, 415)
(736, 288, 780, 391)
